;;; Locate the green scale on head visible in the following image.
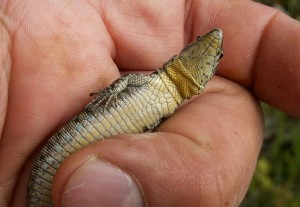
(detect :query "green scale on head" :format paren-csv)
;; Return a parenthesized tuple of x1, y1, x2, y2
(158, 29, 223, 99)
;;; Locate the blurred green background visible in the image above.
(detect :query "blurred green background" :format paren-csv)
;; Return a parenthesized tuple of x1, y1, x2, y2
(241, 0, 300, 206)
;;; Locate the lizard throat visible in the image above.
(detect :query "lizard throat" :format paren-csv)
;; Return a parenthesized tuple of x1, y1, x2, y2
(163, 57, 203, 99)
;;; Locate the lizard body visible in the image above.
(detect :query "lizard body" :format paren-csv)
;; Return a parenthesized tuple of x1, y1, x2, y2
(27, 29, 223, 206)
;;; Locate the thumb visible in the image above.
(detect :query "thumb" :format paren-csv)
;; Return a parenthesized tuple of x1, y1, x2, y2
(61, 157, 143, 207)
(53, 77, 263, 207)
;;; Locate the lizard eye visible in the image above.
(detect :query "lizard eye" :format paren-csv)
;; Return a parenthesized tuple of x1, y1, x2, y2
(196, 35, 203, 40)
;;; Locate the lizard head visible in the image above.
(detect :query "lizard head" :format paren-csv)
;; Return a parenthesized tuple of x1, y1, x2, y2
(164, 29, 223, 99)
(178, 28, 223, 88)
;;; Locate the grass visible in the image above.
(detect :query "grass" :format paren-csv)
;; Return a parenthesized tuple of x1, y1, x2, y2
(255, 0, 300, 20)
(241, 1, 300, 206)
(242, 104, 300, 206)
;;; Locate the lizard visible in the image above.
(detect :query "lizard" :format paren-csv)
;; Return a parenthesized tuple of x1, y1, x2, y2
(27, 28, 224, 207)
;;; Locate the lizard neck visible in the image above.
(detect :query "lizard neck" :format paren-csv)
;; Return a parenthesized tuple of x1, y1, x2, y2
(159, 56, 204, 100)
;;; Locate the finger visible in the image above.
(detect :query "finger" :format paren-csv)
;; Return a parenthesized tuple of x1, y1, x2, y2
(212, 1, 300, 116)
(0, 1, 119, 204)
(96, 0, 300, 116)
(252, 14, 300, 116)
(192, 1, 300, 116)
(206, 1, 300, 116)
(37, 77, 264, 207)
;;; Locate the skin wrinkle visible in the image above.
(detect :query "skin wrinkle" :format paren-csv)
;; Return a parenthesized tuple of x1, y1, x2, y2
(0, 12, 12, 206)
(6, 0, 35, 38)
(0, 22, 11, 136)
(252, 10, 280, 91)
(102, 1, 185, 70)
(87, 1, 117, 62)
(183, 0, 195, 44)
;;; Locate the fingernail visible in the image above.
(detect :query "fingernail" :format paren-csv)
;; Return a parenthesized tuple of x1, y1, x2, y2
(62, 158, 144, 207)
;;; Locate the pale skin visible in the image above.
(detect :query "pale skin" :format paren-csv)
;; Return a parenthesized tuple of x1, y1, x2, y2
(0, 0, 300, 206)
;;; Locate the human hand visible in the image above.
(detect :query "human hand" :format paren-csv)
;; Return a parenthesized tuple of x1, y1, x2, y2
(0, 0, 299, 206)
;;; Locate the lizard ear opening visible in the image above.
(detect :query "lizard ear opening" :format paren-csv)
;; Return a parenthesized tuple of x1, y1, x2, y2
(219, 50, 224, 59)
(196, 35, 203, 40)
